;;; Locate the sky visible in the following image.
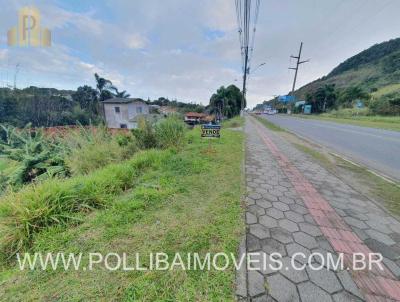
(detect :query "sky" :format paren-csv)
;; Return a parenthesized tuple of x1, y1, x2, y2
(0, 0, 400, 108)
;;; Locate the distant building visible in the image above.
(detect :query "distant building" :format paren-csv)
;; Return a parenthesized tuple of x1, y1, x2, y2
(184, 112, 207, 125)
(159, 106, 178, 116)
(103, 98, 149, 129)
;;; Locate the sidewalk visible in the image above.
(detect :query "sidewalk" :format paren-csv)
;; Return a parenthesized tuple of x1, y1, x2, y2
(237, 115, 400, 302)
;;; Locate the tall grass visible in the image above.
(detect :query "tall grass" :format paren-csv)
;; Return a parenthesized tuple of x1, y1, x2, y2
(155, 116, 187, 149)
(0, 150, 165, 260)
(61, 126, 138, 175)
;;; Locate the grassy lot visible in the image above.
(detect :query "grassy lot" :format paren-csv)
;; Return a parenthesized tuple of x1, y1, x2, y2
(0, 128, 244, 301)
(297, 113, 400, 131)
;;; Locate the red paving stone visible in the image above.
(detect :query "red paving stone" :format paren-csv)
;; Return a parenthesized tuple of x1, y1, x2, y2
(253, 120, 400, 301)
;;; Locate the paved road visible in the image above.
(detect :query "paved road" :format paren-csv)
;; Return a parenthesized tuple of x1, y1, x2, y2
(260, 114, 400, 181)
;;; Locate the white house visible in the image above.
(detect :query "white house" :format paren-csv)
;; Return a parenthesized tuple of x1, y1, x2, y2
(102, 98, 149, 129)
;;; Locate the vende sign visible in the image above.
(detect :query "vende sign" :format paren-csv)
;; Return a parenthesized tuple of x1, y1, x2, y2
(201, 124, 221, 138)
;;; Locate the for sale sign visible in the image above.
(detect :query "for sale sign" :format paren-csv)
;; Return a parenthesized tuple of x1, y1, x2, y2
(201, 124, 221, 138)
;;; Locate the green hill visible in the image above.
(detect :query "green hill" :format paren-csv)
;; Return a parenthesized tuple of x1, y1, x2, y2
(296, 37, 400, 100)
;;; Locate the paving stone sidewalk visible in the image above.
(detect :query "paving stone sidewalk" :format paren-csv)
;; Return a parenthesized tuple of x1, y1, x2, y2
(236, 116, 400, 302)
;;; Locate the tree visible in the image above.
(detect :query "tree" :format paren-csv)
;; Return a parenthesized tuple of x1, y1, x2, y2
(112, 88, 130, 98)
(72, 85, 99, 113)
(94, 73, 116, 102)
(312, 84, 337, 113)
(209, 85, 243, 119)
(338, 86, 370, 108)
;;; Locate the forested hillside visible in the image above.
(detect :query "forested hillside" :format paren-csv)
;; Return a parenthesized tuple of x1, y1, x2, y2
(292, 37, 400, 115)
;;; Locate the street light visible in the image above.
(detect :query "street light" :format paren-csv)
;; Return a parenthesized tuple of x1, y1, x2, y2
(250, 62, 266, 74)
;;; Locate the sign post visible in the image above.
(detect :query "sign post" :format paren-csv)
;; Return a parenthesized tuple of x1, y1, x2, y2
(201, 124, 221, 153)
(201, 124, 221, 138)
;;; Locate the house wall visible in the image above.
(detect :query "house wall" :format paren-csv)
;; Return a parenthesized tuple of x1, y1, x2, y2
(104, 102, 149, 129)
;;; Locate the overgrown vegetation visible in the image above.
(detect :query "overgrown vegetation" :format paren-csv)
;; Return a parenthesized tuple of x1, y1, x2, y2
(0, 127, 244, 301)
(0, 116, 188, 193)
(0, 125, 68, 189)
(0, 150, 159, 259)
(154, 116, 187, 149)
(0, 116, 190, 258)
(62, 126, 138, 175)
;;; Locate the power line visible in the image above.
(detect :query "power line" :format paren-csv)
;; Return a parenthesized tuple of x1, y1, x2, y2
(235, 0, 261, 110)
(289, 42, 309, 102)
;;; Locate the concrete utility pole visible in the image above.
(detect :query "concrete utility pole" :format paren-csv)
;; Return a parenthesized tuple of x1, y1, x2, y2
(289, 42, 309, 102)
(13, 63, 20, 90)
(242, 46, 249, 111)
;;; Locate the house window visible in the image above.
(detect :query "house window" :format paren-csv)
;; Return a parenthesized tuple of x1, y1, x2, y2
(136, 106, 142, 114)
(120, 124, 127, 129)
(115, 107, 120, 113)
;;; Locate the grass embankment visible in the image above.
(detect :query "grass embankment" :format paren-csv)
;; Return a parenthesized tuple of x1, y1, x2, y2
(222, 116, 244, 128)
(252, 114, 285, 132)
(297, 113, 400, 132)
(0, 128, 244, 301)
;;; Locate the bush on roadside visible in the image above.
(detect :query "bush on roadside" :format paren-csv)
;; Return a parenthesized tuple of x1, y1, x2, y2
(62, 126, 138, 175)
(370, 94, 400, 115)
(155, 116, 187, 149)
(131, 118, 157, 149)
(324, 107, 371, 118)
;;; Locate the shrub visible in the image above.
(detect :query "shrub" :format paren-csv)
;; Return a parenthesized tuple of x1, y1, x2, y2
(131, 118, 157, 149)
(325, 107, 370, 118)
(370, 95, 400, 115)
(155, 116, 187, 149)
(62, 126, 138, 175)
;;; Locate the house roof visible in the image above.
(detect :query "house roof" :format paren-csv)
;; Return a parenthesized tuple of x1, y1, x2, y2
(159, 106, 177, 113)
(185, 112, 206, 117)
(102, 98, 146, 104)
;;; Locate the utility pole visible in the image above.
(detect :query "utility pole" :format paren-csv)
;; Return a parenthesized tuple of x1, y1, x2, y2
(242, 46, 249, 111)
(289, 42, 309, 102)
(13, 63, 20, 90)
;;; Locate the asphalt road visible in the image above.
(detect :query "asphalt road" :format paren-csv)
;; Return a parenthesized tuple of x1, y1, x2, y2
(260, 114, 400, 181)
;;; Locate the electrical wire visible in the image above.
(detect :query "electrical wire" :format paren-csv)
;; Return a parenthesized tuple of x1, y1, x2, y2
(235, 0, 261, 78)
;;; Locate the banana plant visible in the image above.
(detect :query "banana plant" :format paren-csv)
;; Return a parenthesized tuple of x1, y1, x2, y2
(0, 124, 69, 187)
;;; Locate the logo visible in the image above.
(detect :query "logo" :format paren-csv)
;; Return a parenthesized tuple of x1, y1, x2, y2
(7, 6, 51, 47)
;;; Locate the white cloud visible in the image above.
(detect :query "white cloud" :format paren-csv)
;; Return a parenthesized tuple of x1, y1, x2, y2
(0, 49, 8, 60)
(125, 33, 148, 49)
